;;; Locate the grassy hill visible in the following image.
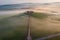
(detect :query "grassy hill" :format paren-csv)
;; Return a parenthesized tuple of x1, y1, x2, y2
(30, 12, 60, 40)
(0, 13, 28, 40)
(0, 12, 60, 40)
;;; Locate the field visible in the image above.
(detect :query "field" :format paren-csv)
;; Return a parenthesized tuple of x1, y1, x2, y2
(0, 12, 60, 40)
(0, 14, 28, 40)
(30, 12, 60, 40)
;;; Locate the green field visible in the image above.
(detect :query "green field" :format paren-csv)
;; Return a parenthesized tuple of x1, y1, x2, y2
(30, 12, 60, 40)
(0, 12, 60, 40)
(0, 14, 28, 40)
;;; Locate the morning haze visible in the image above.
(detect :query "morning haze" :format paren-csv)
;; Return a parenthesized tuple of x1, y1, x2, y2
(0, 0, 60, 40)
(0, 0, 60, 5)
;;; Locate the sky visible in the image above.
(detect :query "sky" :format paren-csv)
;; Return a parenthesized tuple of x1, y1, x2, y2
(0, 0, 60, 5)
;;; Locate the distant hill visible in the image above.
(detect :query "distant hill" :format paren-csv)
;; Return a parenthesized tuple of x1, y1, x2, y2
(0, 2, 60, 11)
(0, 3, 41, 10)
(0, 3, 49, 10)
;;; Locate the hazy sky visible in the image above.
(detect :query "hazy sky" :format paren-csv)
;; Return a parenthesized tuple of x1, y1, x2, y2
(0, 0, 60, 5)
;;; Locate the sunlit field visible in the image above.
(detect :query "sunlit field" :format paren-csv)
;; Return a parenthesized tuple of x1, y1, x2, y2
(0, 11, 60, 40)
(30, 12, 60, 40)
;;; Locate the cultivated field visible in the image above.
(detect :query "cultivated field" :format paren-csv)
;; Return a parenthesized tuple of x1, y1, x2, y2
(30, 12, 60, 40)
(0, 12, 60, 40)
(0, 13, 28, 40)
